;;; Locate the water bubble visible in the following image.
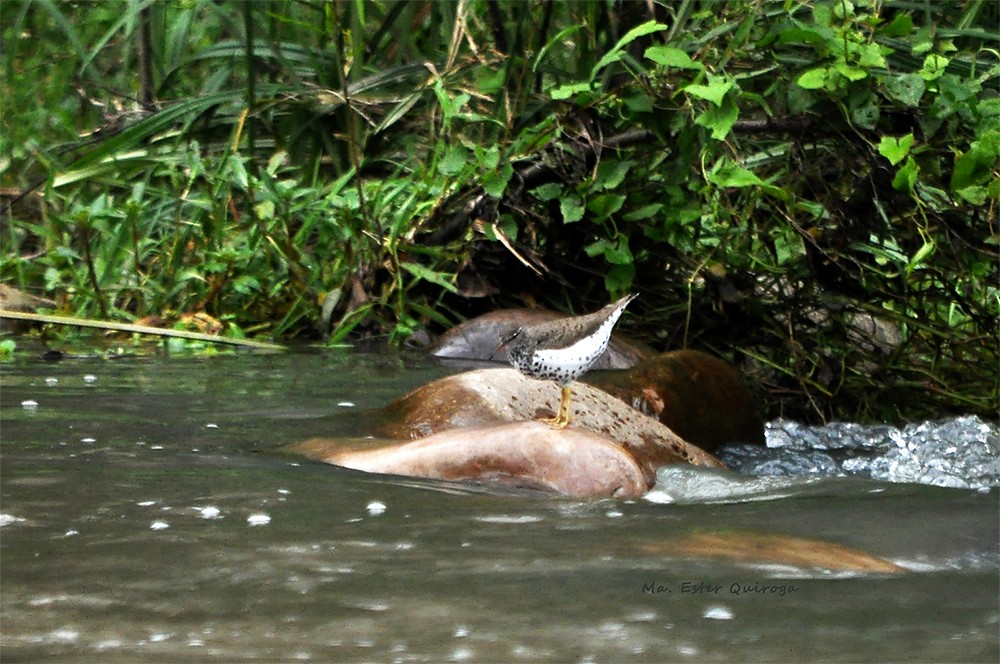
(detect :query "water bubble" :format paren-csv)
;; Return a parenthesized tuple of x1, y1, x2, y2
(21, 400, 38, 409)
(150, 521, 170, 530)
(703, 605, 734, 620)
(49, 628, 80, 643)
(45, 377, 58, 386)
(247, 513, 271, 526)
(196, 506, 222, 519)
(366, 501, 387, 516)
(83, 374, 97, 383)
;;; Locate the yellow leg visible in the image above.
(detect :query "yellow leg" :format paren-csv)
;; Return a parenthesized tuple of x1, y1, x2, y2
(539, 386, 572, 429)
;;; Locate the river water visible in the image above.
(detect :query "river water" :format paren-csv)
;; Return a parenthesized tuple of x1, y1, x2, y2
(1, 347, 997, 662)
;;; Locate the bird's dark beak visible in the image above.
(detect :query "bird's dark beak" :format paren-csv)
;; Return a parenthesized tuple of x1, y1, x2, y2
(491, 328, 521, 361)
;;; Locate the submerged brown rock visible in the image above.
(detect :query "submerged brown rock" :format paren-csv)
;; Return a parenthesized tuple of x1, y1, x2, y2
(288, 311, 762, 498)
(288, 422, 649, 498)
(587, 350, 764, 452)
(639, 530, 905, 574)
(377, 367, 723, 486)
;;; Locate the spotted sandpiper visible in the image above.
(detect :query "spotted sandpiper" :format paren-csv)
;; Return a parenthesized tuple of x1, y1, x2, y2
(497, 293, 638, 429)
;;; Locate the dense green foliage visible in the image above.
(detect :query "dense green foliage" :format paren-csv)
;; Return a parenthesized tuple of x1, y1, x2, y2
(2, 0, 997, 421)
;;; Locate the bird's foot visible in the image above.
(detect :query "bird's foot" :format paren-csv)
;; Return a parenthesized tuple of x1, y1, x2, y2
(537, 385, 573, 429)
(538, 412, 571, 429)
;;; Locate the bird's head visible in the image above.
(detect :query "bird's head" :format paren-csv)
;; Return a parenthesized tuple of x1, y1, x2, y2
(491, 327, 522, 360)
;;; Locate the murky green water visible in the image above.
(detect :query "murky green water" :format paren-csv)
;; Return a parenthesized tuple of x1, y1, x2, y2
(1, 348, 997, 662)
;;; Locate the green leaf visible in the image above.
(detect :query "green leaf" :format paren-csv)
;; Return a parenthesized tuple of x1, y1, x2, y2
(438, 145, 469, 176)
(585, 237, 632, 265)
(376, 90, 424, 135)
(623, 203, 663, 222)
(478, 146, 501, 171)
(433, 80, 469, 121)
(919, 54, 949, 81)
(796, 68, 828, 90)
(534, 24, 584, 72)
(400, 262, 458, 294)
(531, 183, 562, 202)
(775, 28, 826, 45)
(590, 21, 668, 81)
(813, 4, 832, 27)
(605, 263, 635, 293)
(882, 73, 925, 107)
(892, 156, 919, 193)
(232, 275, 261, 295)
(950, 151, 981, 191)
(977, 130, 1000, 161)
(695, 95, 739, 140)
(859, 43, 887, 68)
(708, 162, 763, 188)
(56, 90, 252, 177)
(623, 94, 654, 113)
(550, 82, 592, 100)
(587, 194, 626, 220)
(912, 27, 934, 55)
(850, 95, 880, 130)
(643, 46, 704, 70)
(878, 134, 915, 166)
(226, 156, 249, 190)
(560, 196, 585, 223)
(881, 14, 913, 37)
(834, 61, 868, 81)
(905, 241, 935, 276)
(684, 76, 734, 107)
(595, 160, 632, 190)
(483, 163, 514, 198)
(832, 0, 855, 19)
(955, 186, 987, 206)
(787, 85, 815, 115)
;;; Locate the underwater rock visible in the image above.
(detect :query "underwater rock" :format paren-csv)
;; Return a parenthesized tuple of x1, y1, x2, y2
(289, 422, 649, 499)
(587, 350, 764, 452)
(376, 367, 723, 486)
(640, 530, 905, 574)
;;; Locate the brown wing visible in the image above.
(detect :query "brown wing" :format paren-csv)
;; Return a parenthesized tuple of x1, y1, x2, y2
(522, 295, 635, 351)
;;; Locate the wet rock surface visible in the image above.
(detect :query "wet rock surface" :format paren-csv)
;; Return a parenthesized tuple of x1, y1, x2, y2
(290, 309, 765, 498)
(376, 367, 723, 485)
(586, 349, 764, 453)
(288, 422, 649, 498)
